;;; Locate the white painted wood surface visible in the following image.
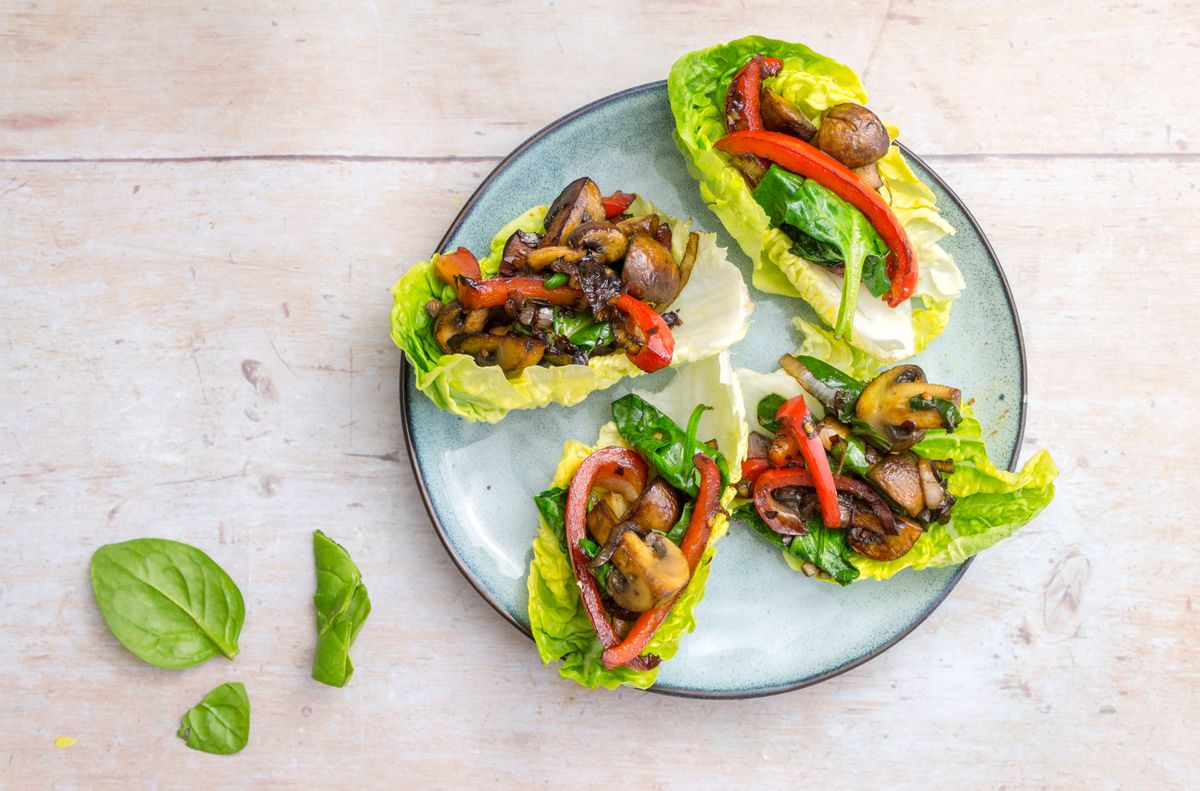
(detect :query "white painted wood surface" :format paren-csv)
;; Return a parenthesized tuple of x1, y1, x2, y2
(2, 2, 1197, 788)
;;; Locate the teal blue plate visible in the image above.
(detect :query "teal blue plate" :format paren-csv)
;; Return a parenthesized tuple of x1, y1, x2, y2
(401, 82, 1025, 698)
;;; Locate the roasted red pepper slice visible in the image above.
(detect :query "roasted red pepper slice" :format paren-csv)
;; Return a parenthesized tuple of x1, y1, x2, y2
(740, 457, 771, 484)
(434, 247, 482, 285)
(601, 191, 636, 219)
(753, 468, 898, 536)
(610, 292, 674, 373)
(565, 447, 649, 652)
(456, 276, 583, 310)
(601, 453, 721, 670)
(714, 130, 918, 306)
(776, 397, 840, 528)
(725, 54, 782, 132)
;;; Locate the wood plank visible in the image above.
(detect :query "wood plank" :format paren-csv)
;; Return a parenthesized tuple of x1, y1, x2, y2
(5, 1, 1196, 159)
(1, 155, 1195, 786)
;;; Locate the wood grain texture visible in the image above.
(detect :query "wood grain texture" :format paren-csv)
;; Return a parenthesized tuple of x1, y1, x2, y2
(1, 1, 1198, 788)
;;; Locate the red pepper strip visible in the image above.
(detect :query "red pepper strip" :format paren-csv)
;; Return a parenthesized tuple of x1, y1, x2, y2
(565, 447, 649, 652)
(776, 397, 840, 528)
(761, 56, 784, 76)
(610, 293, 675, 373)
(601, 191, 636, 218)
(726, 54, 779, 132)
(601, 453, 721, 670)
(714, 130, 918, 306)
(434, 247, 482, 286)
(753, 468, 898, 536)
(456, 276, 583, 310)
(740, 457, 771, 485)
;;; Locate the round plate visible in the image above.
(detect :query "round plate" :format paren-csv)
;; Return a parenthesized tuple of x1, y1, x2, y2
(401, 81, 1025, 698)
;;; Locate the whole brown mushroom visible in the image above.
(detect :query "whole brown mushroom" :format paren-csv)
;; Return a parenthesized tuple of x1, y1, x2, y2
(816, 103, 891, 170)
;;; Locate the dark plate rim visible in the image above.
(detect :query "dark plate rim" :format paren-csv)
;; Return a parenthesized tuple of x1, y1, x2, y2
(398, 80, 1028, 699)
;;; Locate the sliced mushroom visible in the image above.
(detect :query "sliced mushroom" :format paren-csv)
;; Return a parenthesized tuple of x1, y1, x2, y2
(500, 229, 542, 275)
(542, 177, 604, 247)
(855, 365, 962, 452)
(621, 232, 680, 305)
(614, 213, 658, 236)
(524, 245, 587, 272)
(451, 332, 546, 375)
(815, 103, 891, 169)
(866, 452, 924, 517)
(433, 301, 489, 354)
(586, 495, 625, 546)
(847, 513, 923, 561)
(625, 478, 683, 534)
(425, 299, 444, 319)
(761, 88, 817, 141)
(606, 531, 690, 613)
(568, 221, 628, 264)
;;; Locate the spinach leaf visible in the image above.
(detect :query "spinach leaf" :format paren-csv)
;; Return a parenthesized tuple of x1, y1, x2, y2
(177, 682, 250, 755)
(786, 225, 843, 266)
(757, 393, 787, 434)
(577, 539, 610, 596)
(312, 530, 371, 688)
(829, 434, 872, 477)
(730, 506, 859, 586)
(90, 538, 244, 669)
(910, 395, 963, 432)
(665, 501, 694, 546)
(861, 253, 892, 299)
(793, 354, 864, 422)
(552, 312, 614, 353)
(534, 486, 569, 550)
(610, 395, 729, 497)
(753, 165, 891, 338)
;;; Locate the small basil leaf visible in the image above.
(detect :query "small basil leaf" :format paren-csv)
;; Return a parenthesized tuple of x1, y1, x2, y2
(312, 531, 371, 688)
(177, 682, 250, 755)
(757, 393, 787, 434)
(90, 538, 244, 669)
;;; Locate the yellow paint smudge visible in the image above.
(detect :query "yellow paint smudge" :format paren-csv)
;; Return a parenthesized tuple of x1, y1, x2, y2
(54, 736, 76, 749)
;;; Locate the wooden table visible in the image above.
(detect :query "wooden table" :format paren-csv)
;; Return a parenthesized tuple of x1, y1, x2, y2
(3, 2, 1197, 787)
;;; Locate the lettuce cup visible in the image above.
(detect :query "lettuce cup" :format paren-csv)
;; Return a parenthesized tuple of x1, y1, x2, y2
(528, 352, 747, 688)
(391, 178, 752, 422)
(669, 37, 965, 364)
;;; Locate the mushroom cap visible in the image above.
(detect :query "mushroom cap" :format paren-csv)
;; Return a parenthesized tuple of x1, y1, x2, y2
(815, 103, 890, 170)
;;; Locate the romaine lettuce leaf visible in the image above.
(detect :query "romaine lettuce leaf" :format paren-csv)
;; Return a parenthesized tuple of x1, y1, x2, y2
(527, 353, 745, 688)
(390, 197, 752, 422)
(732, 358, 1057, 582)
(668, 36, 964, 361)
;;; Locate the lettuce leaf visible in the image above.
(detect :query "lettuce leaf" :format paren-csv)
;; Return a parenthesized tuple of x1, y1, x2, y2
(527, 353, 745, 688)
(732, 358, 1057, 582)
(390, 197, 752, 423)
(668, 36, 964, 362)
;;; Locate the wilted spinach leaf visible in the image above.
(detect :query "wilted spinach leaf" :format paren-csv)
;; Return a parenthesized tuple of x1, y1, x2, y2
(610, 395, 729, 496)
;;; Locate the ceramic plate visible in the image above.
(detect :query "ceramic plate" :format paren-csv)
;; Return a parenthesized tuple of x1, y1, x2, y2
(401, 82, 1025, 698)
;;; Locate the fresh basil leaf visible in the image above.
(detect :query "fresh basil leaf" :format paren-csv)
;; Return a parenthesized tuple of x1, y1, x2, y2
(534, 486, 569, 550)
(666, 501, 694, 546)
(90, 538, 244, 669)
(312, 531, 371, 688)
(910, 396, 962, 432)
(610, 394, 729, 496)
(789, 520, 860, 586)
(757, 393, 787, 434)
(177, 682, 250, 755)
(753, 165, 891, 337)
